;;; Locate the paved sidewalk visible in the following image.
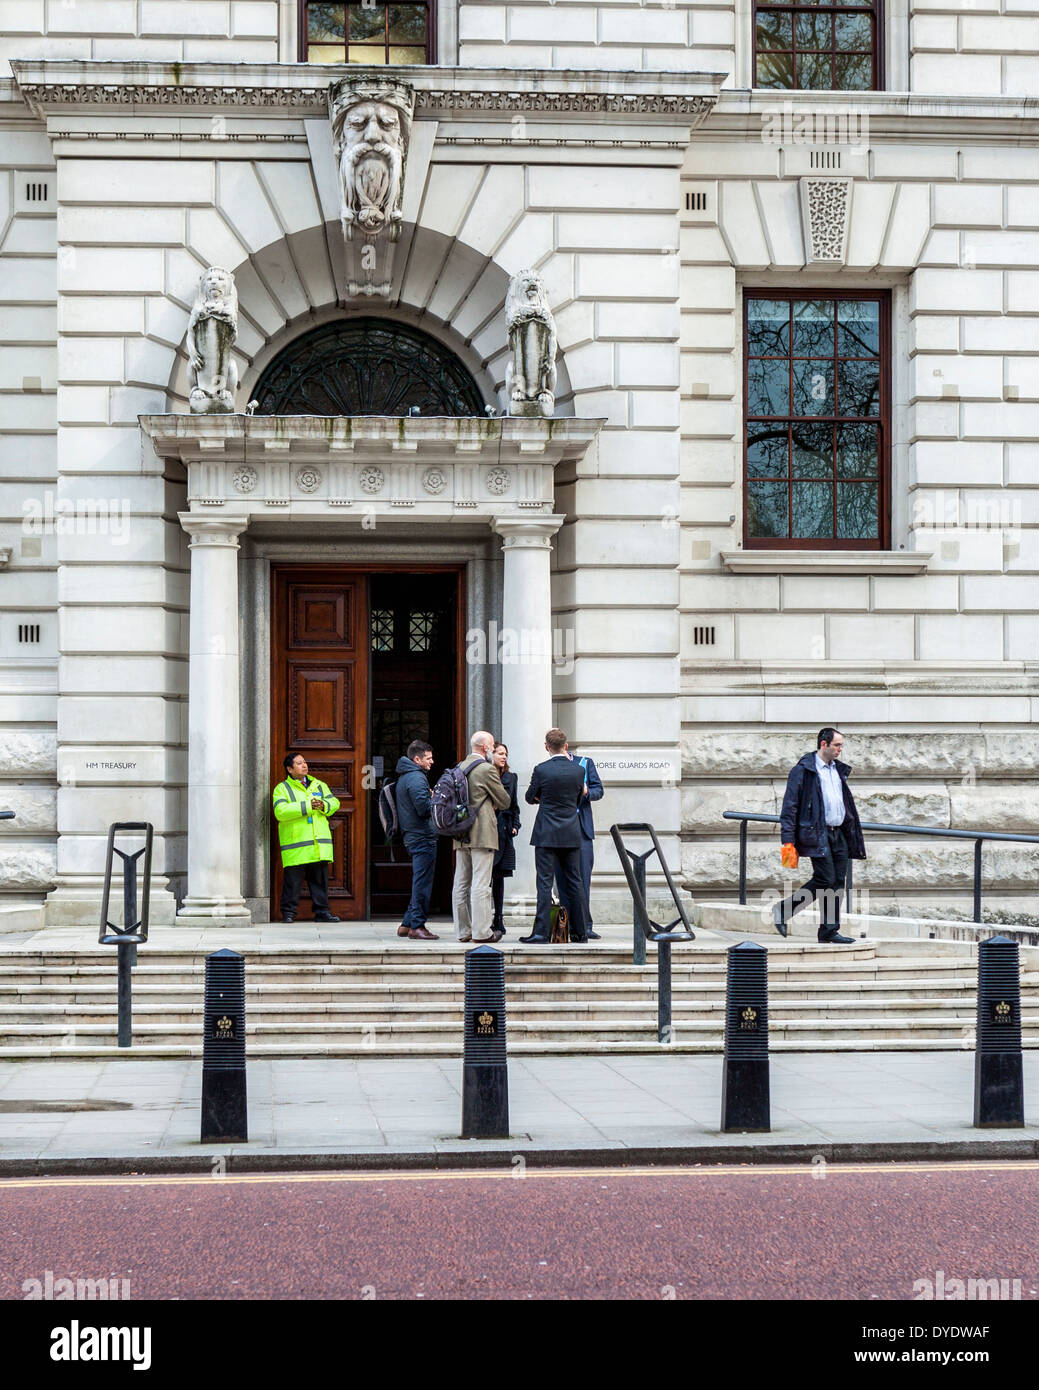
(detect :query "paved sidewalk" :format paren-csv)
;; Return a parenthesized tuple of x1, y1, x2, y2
(1, 1052, 1037, 1173)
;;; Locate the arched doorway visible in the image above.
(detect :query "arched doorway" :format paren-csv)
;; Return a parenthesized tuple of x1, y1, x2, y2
(252, 317, 487, 417)
(262, 316, 481, 921)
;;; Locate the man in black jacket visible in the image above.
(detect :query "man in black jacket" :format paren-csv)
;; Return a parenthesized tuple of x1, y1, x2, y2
(395, 740, 439, 941)
(774, 727, 866, 944)
(520, 727, 590, 945)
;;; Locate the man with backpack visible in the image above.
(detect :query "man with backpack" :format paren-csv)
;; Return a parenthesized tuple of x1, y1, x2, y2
(448, 730, 511, 943)
(392, 740, 439, 942)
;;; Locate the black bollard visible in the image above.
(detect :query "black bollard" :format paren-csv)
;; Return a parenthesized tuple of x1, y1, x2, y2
(721, 940, 770, 1133)
(461, 944, 509, 1139)
(201, 949, 248, 1143)
(974, 935, 1024, 1128)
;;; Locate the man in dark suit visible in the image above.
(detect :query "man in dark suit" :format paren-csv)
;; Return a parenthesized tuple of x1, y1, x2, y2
(520, 727, 590, 945)
(555, 745, 604, 940)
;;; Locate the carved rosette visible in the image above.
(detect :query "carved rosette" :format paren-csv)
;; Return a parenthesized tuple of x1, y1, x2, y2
(799, 177, 853, 266)
(486, 466, 512, 496)
(329, 77, 415, 243)
(359, 465, 385, 494)
(422, 467, 447, 495)
(231, 466, 258, 493)
(296, 466, 322, 493)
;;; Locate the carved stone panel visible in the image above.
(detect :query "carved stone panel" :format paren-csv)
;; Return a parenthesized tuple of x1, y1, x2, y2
(799, 177, 853, 266)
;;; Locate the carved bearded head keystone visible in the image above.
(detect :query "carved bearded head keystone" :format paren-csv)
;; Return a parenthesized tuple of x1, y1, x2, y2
(329, 77, 414, 242)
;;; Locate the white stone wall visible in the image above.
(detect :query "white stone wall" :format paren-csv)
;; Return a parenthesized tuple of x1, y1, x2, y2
(0, 100, 57, 894)
(679, 111, 1039, 906)
(911, 0, 1039, 97)
(2, 82, 691, 915)
(0, 0, 281, 76)
(458, 0, 736, 77)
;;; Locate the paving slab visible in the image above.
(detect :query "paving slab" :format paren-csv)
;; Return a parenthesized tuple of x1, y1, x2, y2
(0, 1051, 1036, 1173)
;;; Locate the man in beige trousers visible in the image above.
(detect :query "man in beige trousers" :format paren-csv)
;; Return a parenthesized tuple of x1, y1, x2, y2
(452, 730, 511, 943)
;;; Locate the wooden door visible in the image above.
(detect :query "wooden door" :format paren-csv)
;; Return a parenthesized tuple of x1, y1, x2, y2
(271, 569, 368, 920)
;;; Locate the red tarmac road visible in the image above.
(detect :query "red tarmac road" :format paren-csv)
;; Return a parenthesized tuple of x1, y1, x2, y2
(1, 1161, 1037, 1301)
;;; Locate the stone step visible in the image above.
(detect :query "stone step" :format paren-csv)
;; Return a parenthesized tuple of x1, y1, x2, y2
(0, 1038, 1001, 1060)
(3, 997, 1032, 1027)
(3, 1018, 1036, 1049)
(1, 975, 1027, 1005)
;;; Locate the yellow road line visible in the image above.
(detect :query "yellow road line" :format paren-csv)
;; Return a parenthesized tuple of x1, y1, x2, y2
(2, 1159, 1038, 1191)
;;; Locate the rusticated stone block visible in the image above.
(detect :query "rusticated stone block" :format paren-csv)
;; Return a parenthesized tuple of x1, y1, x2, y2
(681, 782, 781, 833)
(0, 788, 56, 834)
(0, 846, 57, 891)
(0, 730, 56, 779)
(949, 783, 1039, 833)
(682, 728, 1010, 779)
(681, 839, 1039, 894)
(852, 784, 949, 829)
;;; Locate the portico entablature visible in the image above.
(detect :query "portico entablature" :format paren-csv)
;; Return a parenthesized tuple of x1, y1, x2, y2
(142, 414, 604, 521)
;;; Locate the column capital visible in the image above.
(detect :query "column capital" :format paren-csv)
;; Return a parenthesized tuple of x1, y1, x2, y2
(178, 512, 250, 547)
(491, 515, 565, 550)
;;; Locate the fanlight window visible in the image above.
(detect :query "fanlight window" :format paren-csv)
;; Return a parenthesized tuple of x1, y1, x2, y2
(253, 319, 486, 418)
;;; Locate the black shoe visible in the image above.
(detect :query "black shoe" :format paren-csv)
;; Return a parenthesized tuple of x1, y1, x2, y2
(586, 930, 601, 940)
(314, 913, 341, 923)
(492, 920, 506, 937)
(519, 933, 550, 944)
(772, 904, 788, 938)
(819, 931, 854, 944)
(281, 914, 296, 923)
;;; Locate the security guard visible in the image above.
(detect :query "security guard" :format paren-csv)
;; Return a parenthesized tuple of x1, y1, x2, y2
(272, 752, 342, 923)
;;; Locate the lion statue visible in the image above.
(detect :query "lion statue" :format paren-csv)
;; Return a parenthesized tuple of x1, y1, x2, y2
(504, 269, 557, 418)
(187, 266, 239, 414)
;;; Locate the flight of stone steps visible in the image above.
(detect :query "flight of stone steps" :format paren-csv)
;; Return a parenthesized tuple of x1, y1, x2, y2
(1, 938, 1036, 1058)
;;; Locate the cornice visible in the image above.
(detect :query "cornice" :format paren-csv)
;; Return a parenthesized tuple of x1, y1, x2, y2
(11, 60, 722, 125)
(710, 90, 1039, 143)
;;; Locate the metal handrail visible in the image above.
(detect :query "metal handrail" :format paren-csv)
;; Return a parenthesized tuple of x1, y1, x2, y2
(722, 810, 1039, 924)
(610, 822, 694, 1044)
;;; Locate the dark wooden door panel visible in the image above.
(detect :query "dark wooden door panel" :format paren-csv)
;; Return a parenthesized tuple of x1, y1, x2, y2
(288, 665, 354, 747)
(289, 585, 354, 647)
(273, 570, 367, 921)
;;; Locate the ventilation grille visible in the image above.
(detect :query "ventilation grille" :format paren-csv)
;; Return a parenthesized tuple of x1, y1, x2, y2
(25, 181, 48, 202)
(18, 624, 41, 644)
(686, 190, 708, 212)
(809, 150, 841, 170)
(693, 625, 716, 647)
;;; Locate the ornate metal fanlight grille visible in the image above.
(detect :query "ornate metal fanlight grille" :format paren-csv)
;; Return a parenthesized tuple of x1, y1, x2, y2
(252, 318, 486, 417)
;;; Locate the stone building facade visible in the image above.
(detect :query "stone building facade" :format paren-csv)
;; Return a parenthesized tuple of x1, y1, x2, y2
(0, 1, 1037, 927)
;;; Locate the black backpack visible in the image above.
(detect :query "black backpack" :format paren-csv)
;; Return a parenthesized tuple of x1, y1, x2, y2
(430, 758, 485, 837)
(378, 780, 400, 856)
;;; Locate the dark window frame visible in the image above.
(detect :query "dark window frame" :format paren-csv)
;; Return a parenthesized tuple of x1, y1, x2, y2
(752, 0, 884, 92)
(298, 0, 436, 65)
(742, 288, 892, 551)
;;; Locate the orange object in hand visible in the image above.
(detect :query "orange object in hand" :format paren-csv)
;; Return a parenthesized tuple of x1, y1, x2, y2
(781, 842, 799, 870)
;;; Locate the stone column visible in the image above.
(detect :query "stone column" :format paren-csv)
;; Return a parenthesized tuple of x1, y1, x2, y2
(176, 513, 252, 926)
(491, 516, 565, 915)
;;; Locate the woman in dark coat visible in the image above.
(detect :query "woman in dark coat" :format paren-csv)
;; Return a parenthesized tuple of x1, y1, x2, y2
(491, 742, 521, 936)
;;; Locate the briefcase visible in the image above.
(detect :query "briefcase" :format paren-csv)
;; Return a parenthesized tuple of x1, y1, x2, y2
(549, 900, 569, 944)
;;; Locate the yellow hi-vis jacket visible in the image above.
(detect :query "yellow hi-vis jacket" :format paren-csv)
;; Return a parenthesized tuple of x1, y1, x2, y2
(272, 775, 340, 867)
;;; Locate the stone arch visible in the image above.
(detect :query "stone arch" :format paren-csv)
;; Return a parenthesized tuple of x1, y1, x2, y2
(165, 218, 575, 415)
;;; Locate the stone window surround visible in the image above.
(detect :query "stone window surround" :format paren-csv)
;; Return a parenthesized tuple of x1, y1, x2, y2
(733, 275, 919, 569)
(732, 0, 909, 91)
(284, 0, 459, 66)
